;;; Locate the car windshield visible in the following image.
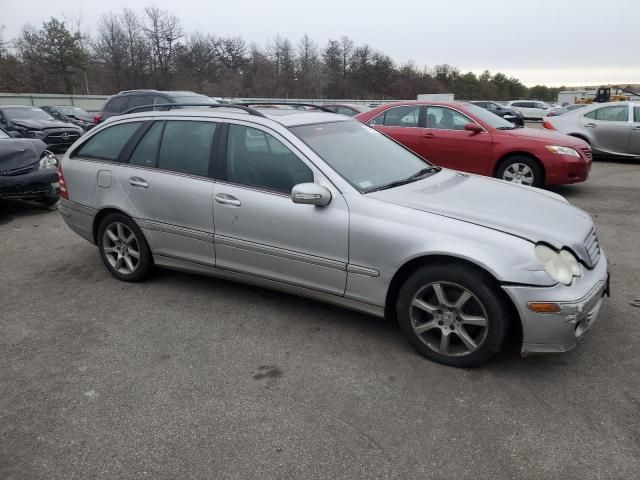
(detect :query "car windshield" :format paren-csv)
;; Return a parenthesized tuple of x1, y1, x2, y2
(291, 120, 440, 193)
(56, 106, 91, 120)
(3, 107, 55, 121)
(464, 104, 517, 129)
(0, 129, 9, 139)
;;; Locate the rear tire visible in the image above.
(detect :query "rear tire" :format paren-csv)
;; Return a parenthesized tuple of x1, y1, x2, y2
(97, 212, 152, 282)
(396, 263, 509, 368)
(496, 155, 543, 188)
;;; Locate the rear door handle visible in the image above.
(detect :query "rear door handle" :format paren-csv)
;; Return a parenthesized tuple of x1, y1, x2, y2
(422, 132, 435, 138)
(584, 123, 597, 128)
(215, 193, 241, 207)
(633, 126, 640, 131)
(129, 177, 148, 188)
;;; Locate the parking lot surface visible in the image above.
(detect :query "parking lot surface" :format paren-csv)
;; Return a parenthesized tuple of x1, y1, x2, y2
(1, 160, 639, 479)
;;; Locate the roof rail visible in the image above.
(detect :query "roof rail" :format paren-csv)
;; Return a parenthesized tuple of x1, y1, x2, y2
(236, 102, 335, 113)
(120, 103, 267, 117)
(117, 89, 158, 94)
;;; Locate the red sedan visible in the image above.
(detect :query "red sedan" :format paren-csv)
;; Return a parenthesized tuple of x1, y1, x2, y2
(355, 102, 592, 187)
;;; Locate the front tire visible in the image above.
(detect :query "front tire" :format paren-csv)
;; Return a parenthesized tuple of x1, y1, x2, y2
(496, 156, 543, 188)
(97, 213, 152, 282)
(396, 264, 509, 368)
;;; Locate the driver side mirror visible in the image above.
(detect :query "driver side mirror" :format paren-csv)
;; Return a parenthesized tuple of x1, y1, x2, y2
(291, 183, 332, 207)
(8, 130, 21, 138)
(464, 123, 483, 134)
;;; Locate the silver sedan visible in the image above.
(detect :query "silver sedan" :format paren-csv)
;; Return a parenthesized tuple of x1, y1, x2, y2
(58, 106, 609, 367)
(544, 101, 640, 158)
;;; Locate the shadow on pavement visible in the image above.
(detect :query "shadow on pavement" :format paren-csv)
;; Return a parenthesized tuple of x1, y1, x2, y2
(0, 199, 58, 225)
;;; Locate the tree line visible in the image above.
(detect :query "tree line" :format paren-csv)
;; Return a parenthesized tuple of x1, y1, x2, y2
(0, 7, 563, 102)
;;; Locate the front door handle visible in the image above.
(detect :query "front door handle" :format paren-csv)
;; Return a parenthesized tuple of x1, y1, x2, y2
(129, 177, 148, 188)
(422, 132, 435, 138)
(215, 193, 242, 207)
(584, 123, 597, 128)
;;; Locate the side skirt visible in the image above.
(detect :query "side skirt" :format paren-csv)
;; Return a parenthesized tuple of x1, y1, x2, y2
(153, 254, 385, 318)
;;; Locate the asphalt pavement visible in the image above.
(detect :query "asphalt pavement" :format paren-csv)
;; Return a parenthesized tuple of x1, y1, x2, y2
(1, 160, 639, 479)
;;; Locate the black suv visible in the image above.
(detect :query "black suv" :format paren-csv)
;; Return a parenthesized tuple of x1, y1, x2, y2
(468, 101, 524, 126)
(0, 105, 84, 151)
(94, 90, 216, 124)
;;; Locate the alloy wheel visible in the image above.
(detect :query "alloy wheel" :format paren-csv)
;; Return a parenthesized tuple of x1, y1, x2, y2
(410, 282, 489, 357)
(102, 222, 140, 275)
(502, 163, 534, 185)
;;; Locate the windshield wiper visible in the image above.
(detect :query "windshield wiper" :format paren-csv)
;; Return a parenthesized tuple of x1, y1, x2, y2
(496, 125, 517, 130)
(365, 166, 441, 193)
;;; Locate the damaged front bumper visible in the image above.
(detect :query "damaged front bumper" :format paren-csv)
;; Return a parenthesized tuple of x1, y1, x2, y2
(503, 251, 609, 354)
(0, 167, 59, 202)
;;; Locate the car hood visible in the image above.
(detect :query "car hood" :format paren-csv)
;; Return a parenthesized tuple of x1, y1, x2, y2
(498, 126, 585, 147)
(368, 170, 597, 266)
(0, 139, 46, 173)
(11, 119, 78, 130)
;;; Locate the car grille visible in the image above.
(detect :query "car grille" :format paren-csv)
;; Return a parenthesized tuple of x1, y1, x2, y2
(0, 163, 38, 176)
(579, 146, 592, 160)
(584, 228, 601, 265)
(44, 130, 81, 144)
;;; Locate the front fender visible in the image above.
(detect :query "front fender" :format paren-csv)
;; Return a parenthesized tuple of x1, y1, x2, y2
(344, 195, 553, 307)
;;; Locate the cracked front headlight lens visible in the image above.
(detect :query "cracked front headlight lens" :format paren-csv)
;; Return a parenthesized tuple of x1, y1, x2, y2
(535, 244, 581, 285)
(38, 151, 58, 170)
(545, 145, 580, 157)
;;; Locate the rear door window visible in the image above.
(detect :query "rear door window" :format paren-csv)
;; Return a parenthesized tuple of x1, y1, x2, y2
(369, 106, 420, 127)
(73, 122, 143, 161)
(157, 120, 217, 177)
(585, 105, 629, 122)
(104, 96, 129, 113)
(125, 95, 154, 112)
(633, 106, 640, 123)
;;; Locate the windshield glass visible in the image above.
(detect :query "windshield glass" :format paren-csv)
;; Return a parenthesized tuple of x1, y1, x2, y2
(57, 106, 91, 120)
(291, 121, 437, 192)
(463, 104, 515, 129)
(0, 129, 9, 139)
(3, 107, 55, 121)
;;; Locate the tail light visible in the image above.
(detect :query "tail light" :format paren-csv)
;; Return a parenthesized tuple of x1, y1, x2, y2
(93, 113, 103, 124)
(542, 121, 556, 130)
(57, 161, 69, 200)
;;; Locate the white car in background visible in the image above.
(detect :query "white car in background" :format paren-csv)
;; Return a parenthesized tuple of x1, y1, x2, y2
(506, 100, 553, 120)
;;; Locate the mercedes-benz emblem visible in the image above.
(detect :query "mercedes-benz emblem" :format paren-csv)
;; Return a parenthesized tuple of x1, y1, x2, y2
(62, 133, 70, 140)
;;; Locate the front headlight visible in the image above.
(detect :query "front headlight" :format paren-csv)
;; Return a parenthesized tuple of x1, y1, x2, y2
(28, 130, 47, 138)
(545, 145, 580, 157)
(38, 151, 58, 170)
(535, 244, 582, 285)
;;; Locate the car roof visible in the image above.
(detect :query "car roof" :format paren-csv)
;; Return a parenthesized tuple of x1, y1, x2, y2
(106, 108, 352, 128)
(0, 105, 43, 109)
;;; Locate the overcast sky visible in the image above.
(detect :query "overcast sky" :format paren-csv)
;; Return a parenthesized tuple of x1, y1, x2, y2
(1, 0, 637, 87)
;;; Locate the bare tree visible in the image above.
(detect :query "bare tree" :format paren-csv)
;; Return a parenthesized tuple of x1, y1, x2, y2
(142, 6, 182, 89)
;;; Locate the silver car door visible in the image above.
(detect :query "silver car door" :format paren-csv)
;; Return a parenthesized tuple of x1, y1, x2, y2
(212, 122, 349, 295)
(116, 119, 217, 266)
(629, 106, 640, 155)
(581, 104, 631, 154)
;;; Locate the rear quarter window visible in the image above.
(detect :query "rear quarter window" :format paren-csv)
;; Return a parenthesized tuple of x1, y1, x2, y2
(72, 122, 143, 161)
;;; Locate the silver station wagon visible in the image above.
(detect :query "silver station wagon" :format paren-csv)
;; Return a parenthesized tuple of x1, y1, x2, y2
(58, 104, 609, 367)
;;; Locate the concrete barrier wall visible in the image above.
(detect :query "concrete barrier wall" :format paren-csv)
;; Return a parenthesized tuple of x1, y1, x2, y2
(0, 93, 109, 112)
(0, 93, 407, 113)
